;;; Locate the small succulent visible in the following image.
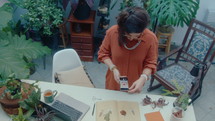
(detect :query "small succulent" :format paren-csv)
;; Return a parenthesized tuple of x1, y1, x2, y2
(35, 104, 56, 121)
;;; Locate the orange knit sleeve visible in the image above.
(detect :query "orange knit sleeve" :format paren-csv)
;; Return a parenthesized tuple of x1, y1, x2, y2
(97, 29, 112, 63)
(143, 34, 158, 74)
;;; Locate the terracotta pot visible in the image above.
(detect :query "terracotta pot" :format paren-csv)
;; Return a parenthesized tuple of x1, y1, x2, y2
(0, 83, 33, 115)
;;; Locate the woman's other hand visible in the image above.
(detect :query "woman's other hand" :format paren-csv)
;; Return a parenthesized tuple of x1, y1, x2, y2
(128, 77, 146, 93)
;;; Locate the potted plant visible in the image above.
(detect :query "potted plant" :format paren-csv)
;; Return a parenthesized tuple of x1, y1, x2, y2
(171, 94, 190, 120)
(0, 74, 41, 115)
(21, 0, 63, 49)
(22, 0, 63, 36)
(146, 0, 200, 33)
(162, 80, 191, 120)
(0, 74, 23, 100)
(0, 73, 54, 120)
(0, 3, 51, 80)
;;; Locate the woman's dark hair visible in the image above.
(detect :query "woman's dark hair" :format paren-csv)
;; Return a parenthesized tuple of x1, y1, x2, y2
(117, 6, 150, 46)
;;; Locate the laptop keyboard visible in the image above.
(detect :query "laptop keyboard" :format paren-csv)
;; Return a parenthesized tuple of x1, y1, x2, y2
(52, 100, 83, 121)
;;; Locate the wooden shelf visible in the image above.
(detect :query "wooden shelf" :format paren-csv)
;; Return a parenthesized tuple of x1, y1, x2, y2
(68, 11, 95, 62)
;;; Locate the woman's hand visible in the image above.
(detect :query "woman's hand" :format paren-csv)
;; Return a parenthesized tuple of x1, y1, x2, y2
(128, 77, 147, 93)
(112, 68, 120, 83)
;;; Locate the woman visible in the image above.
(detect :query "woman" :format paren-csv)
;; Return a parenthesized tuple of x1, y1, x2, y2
(98, 7, 158, 93)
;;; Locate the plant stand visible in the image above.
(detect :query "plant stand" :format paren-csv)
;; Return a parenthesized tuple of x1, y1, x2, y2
(68, 11, 96, 61)
(0, 83, 33, 115)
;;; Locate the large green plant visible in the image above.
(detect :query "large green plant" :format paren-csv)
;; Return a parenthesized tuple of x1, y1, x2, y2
(110, 0, 144, 11)
(0, 3, 51, 80)
(23, 0, 63, 35)
(0, 32, 51, 79)
(0, 4, 12, 29)
(146, 0, 199, 30)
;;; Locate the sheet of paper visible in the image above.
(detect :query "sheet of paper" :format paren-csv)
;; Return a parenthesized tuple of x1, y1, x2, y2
(144, 111, 164, 121)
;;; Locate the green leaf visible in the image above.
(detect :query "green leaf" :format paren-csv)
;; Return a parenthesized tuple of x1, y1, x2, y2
(7, 34, 51, 60)
(8, 0, 25, 8)
(19, 100, 31, 110)
(0, 47, 29, 79)
(147, 0, 199, 27)
(110, 0, 118, 10)
(24, 108, 35, 119)
(0, 4, 12, 30)
(11, 107, 28, 121)
(0, 32, 51, 79)
(19, 87, 41, 110)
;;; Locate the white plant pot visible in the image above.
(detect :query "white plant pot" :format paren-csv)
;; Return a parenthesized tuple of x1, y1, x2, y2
(170, 107, 185, 121)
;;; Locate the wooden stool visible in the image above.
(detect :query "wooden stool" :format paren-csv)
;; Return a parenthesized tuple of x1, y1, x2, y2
(156, 30, 174, 55)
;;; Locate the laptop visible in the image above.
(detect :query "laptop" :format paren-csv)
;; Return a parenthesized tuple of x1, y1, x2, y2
(39, 93, 90, 121)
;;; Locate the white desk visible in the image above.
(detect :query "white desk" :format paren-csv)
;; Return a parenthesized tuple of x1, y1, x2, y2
(0, 80, 196, 121)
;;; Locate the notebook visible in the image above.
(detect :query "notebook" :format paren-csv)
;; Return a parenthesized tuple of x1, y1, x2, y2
(144, 111, 164, 121)
(40, 93, 90, 121)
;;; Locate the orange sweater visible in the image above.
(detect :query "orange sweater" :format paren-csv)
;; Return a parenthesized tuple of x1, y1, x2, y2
(98, 25, 158, 91)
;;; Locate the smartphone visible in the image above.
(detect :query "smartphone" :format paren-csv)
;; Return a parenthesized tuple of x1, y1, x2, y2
(120, 76, 129, 91)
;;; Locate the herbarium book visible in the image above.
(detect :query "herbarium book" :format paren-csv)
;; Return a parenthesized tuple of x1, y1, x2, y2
(96, 100, 141, 121)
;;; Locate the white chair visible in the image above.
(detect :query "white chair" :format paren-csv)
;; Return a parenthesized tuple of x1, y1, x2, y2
(52, 49, 94, 88)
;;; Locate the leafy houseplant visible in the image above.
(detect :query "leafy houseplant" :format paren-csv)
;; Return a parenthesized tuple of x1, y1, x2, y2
(111, 0, 135, 11)
(23, 0, 63, 36)
(146, 0, 200, 33)
(0, 74, 53, 120)
(0, 74, 22, 99)
(0, 73, 41, 115)
(0, 3, 12, 29)
(162, 80, 190, 119)
(0, 3, 51, 80)
(0, 73, 42, 118)
(0, 74, 40, 99)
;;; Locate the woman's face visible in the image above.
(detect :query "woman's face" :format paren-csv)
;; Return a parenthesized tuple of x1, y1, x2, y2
(124, 33, 141, 41)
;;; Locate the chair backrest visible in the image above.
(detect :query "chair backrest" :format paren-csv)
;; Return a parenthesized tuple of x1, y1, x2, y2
(52, 49, 82, 82)
(176, 19, 215, 76)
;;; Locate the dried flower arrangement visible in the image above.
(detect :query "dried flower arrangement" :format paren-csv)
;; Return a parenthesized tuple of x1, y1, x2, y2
(142, 95, 169, 109)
